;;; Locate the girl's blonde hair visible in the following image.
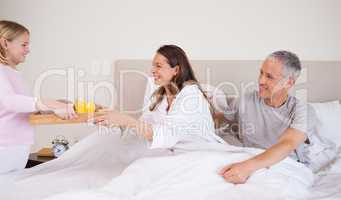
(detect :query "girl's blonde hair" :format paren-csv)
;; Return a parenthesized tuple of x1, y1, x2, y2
(0, 20, 29, 65)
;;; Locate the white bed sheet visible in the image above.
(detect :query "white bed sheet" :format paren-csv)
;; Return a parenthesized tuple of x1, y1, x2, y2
(0, 131, 340, 200)
(42, 143, 314, 200)
(0, 128, 148, 200)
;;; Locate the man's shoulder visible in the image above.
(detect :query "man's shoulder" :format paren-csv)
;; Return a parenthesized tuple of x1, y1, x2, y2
(286, 95, 317, 120)
(287, 95, 309, 111)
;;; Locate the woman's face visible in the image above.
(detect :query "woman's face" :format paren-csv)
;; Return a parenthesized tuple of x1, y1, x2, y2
(5, 32, 30, 66)
(151, 53, 178, 86)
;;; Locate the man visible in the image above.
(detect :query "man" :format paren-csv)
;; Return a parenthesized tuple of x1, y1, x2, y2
(219, 51, 336, 184)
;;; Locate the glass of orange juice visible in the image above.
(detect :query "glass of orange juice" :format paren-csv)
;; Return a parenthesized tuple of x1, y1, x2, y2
(74, 100, 87, 114)
(86, 101, 96, 113)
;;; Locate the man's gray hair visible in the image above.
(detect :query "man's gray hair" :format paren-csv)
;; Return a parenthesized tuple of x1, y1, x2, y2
(267, 50, 302, 80)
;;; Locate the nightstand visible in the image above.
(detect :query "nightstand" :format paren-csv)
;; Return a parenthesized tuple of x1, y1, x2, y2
(25, 152, 56, 168)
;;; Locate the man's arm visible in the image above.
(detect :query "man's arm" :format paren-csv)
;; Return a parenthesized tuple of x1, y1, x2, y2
(219, 128, 307, 184)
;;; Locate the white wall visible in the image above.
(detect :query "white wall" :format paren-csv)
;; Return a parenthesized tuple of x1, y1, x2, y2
(1, 0, 340, 151)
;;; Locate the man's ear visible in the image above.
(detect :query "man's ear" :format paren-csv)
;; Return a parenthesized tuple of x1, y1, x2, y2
(285, 77, 295, 89)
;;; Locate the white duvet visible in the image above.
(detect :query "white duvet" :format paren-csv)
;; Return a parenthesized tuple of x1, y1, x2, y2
(42, 141, 314, 200)
(0, 131, 315, 200)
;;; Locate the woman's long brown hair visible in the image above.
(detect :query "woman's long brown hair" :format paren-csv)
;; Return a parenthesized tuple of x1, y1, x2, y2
(149, 45, 213, 113)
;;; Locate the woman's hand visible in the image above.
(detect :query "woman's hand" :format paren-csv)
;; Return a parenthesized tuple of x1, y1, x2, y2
(93, 110, 153, 140)
(93, 110, 137, 128)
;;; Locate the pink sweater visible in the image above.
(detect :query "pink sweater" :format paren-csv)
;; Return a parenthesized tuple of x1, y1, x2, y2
(0, 64, 37, 146)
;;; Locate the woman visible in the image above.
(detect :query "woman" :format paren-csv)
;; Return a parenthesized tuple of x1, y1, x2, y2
(94, 44, 225, 150)
(0, 20, 76, 174)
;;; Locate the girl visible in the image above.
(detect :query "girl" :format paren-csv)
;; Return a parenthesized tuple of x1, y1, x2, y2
(0, 20, 76, 174)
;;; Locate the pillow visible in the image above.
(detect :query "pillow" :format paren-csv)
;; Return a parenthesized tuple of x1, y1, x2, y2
(310, 100, 341, 148)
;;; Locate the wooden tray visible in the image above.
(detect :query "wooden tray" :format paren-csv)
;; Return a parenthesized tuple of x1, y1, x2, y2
(29, 111, 105, 125)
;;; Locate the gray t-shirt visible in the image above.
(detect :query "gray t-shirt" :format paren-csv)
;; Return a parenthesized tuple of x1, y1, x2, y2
(224, 90, 336, 172)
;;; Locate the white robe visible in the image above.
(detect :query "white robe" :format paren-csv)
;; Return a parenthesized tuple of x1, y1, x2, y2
(141, 79, 225, 149)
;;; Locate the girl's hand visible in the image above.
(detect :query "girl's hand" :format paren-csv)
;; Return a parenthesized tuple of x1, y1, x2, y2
(52, 103, 77, 120)
(36, 99, 77, 120)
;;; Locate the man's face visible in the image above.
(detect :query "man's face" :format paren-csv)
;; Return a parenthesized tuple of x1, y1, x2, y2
(258, 58, 292, 99)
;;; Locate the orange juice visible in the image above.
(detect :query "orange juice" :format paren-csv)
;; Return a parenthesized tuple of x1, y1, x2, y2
(74, 100, 86, 113)
(86, 102, 96, 113)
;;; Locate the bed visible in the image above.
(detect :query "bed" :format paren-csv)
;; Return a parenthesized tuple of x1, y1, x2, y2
(0, 60, 340, 200)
